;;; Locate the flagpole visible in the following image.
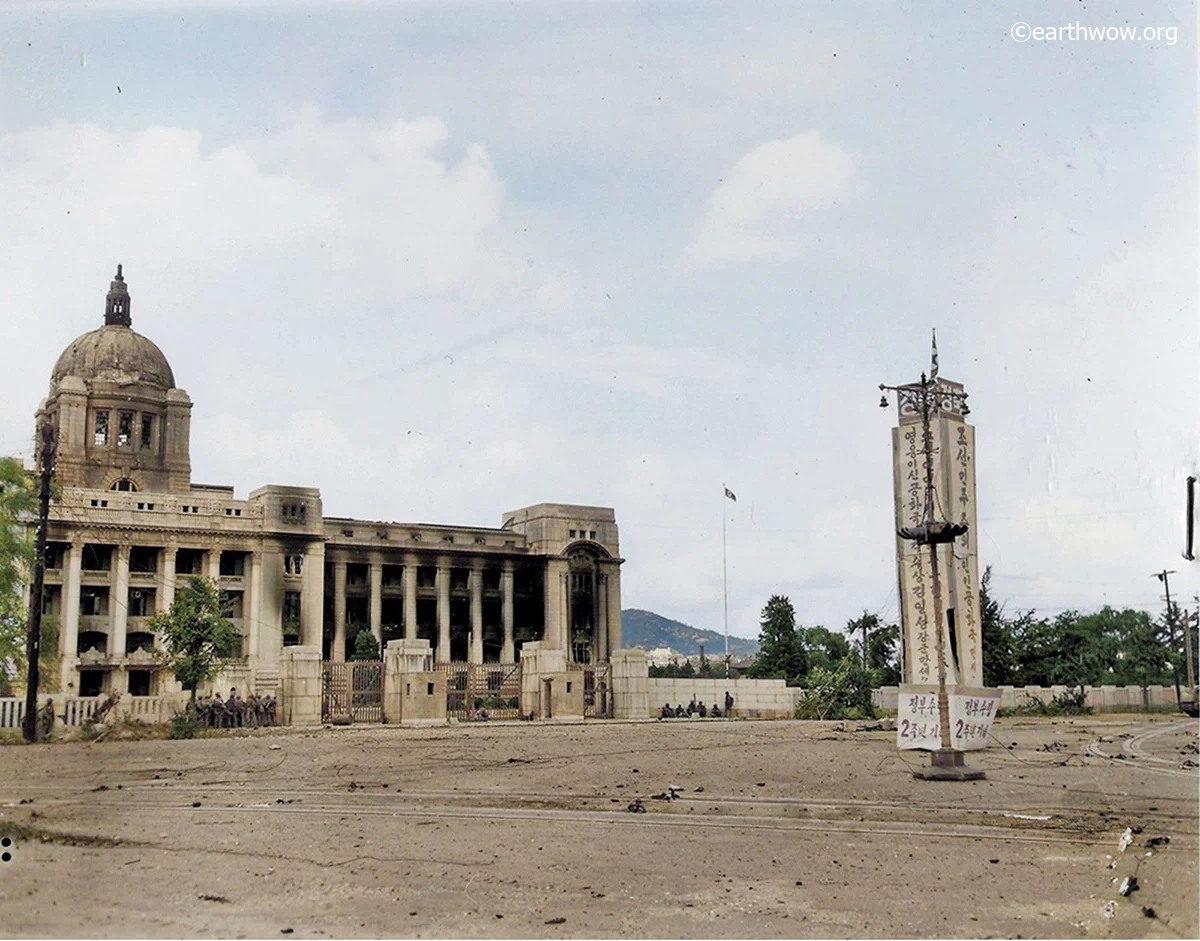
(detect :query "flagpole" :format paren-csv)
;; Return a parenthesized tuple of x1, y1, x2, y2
(722, 484, 730, 678)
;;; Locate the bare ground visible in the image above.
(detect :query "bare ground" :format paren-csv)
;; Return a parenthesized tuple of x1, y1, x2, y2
(1, 714, 1196, 939)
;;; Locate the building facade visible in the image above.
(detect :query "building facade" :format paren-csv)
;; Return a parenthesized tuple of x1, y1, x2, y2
(32, 268, 623, 698)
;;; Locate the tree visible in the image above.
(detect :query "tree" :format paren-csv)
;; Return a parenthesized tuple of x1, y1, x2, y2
(980, 566, 1018, 686)
(865, 622, 901, 686)
(748, 595, 807, 682)
(149, 575, 239, 702)
(351, 629, 380, 661)
(0, 457, 35, 696)
(800, 625, 850, 673)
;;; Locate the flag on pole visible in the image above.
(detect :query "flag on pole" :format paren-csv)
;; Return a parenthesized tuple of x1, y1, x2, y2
(930, 328, 939, 381)
(724, 487, 737, 502)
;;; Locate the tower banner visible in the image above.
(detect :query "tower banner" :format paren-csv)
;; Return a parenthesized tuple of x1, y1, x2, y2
(897, 684, 1001, 751)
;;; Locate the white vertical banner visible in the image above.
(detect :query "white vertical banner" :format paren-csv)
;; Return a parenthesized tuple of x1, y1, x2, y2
(897, 684, 1000, 751)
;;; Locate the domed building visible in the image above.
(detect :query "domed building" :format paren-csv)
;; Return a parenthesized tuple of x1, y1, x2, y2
(39, 265, 192, 493)
(32, 268, 624, 719)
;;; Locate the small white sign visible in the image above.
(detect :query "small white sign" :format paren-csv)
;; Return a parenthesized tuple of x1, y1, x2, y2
(897, 684, 1000, 751)
(949, 686, 1001, 751)
(897, 684, 942, 750)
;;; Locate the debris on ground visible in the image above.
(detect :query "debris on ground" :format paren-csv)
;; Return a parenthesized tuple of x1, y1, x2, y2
(545, 917, 567, 925)
(1118, 827, 1134, 852)
(693, 786, 704, 793)
(1146, 836, 1170, 847)
(192, 801, 201, 808)
(268, 744, 281, 751)
(668, 785, 683, 798)
(627, 798, 645, 813)
(198, 894, 229, 903)
(506, 757, 531, 764)
(1101, 901, 1117, 918)
(1003, 813, 1052, 821)
(1119, 876, 1139, 897)
(989, 858, 999, 864)
(92, 785, 109, 792)
(855, 721, 883, 732)
(1142, 906, 1156, 918)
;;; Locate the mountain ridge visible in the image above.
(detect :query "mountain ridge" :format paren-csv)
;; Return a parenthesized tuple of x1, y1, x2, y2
(621, 608, 759, 659)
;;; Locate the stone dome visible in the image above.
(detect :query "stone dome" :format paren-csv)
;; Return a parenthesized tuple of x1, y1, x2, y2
(50, 264, 176, 390)
(51, 325, 176, 389)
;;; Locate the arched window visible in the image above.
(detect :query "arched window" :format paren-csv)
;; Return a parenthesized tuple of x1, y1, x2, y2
(111, 478, 137, 492)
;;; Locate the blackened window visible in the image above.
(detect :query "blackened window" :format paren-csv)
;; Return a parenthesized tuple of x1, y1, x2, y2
(141, 414, 154, 448)
(94, 411, 109, 446)
(118, 412, 133, 446)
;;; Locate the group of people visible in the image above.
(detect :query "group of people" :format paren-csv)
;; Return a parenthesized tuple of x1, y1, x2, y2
(190, 687, 277, 728)
(660, 691, 734, 720)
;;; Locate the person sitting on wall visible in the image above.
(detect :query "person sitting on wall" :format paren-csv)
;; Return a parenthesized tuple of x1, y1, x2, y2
(697, 701, 707, 718)
(686, 698, 697, 716)
(660, 703, 674, 719)
(724, 691, 734, 716)
(674, 704, 686, 718)
(710, 704, 721, 718)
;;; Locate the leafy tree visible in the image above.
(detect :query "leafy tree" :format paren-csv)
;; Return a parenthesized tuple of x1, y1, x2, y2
(865, 622, 901, 686)
(351, 629, 380, 661)
(800, 625, 850, 673)
(149, 575, 238, 702)
(980, 566, 1018, 686)
(0, 458, 35, 696)
(748, 595, 807, 682)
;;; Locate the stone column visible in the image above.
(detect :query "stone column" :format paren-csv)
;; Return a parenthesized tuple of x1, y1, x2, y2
(369, 558, 383, 647)
(597, 572, 608, 664)
(301, 543, 325, 649)
(159, 546, 176, 613)
(501, 560, 515, 663)
(111, 544, 130, 662)
(206, 548, 222, 583)
(246, 552, 260, 661)
(435, 558, 450, 663)
(403, 554, 418, 641)
(543, 558, 568, 650)
(60, 541, 82, 690)
(332, 560, 347, 663)
(469, 562, 484, 664)
(603, 560, 623, 651)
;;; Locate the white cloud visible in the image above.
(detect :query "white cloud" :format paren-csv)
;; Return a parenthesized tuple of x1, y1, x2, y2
(684, 131, 859, 268)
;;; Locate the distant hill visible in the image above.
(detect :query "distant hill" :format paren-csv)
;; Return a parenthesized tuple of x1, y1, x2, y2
(621, 609, 759, 660)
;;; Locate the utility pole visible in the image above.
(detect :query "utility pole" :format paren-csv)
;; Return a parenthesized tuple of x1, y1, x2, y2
(22, 423, 57, 743)
(1152, 570, 1182, 710)
(880, 345, 981, 781)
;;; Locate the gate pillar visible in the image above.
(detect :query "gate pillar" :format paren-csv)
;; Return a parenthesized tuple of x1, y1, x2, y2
(610, 648, 649, 719)
(383, 639, 446, 725)
(280, 645, 322, 727)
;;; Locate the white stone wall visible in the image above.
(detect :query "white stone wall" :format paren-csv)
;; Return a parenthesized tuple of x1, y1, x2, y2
(646, 677, 801, 718)
(872, 684, 1185, 713)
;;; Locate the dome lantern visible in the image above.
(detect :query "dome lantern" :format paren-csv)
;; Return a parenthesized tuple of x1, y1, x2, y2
(104, 263, 131, 326)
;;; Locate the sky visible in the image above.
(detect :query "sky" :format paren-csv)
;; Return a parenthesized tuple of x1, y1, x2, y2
(1, 0, 1196, 639)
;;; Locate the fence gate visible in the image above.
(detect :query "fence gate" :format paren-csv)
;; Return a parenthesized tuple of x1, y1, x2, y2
(321, 661, 383, 723)
(437, 663, 522, 721)
(573, 663, 612, 718)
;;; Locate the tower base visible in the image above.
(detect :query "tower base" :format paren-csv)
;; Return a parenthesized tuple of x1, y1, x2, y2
(912, 748, 986, 781)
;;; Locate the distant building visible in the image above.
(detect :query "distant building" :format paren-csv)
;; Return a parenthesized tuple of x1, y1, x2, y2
(29, 267, 625, 698)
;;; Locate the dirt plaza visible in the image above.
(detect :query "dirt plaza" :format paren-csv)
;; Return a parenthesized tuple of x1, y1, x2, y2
(1, 715, 1196, 939)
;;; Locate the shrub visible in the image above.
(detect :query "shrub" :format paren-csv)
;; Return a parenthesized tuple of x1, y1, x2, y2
(794, 656, 876, 720)
(168, 710, 203, 740)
